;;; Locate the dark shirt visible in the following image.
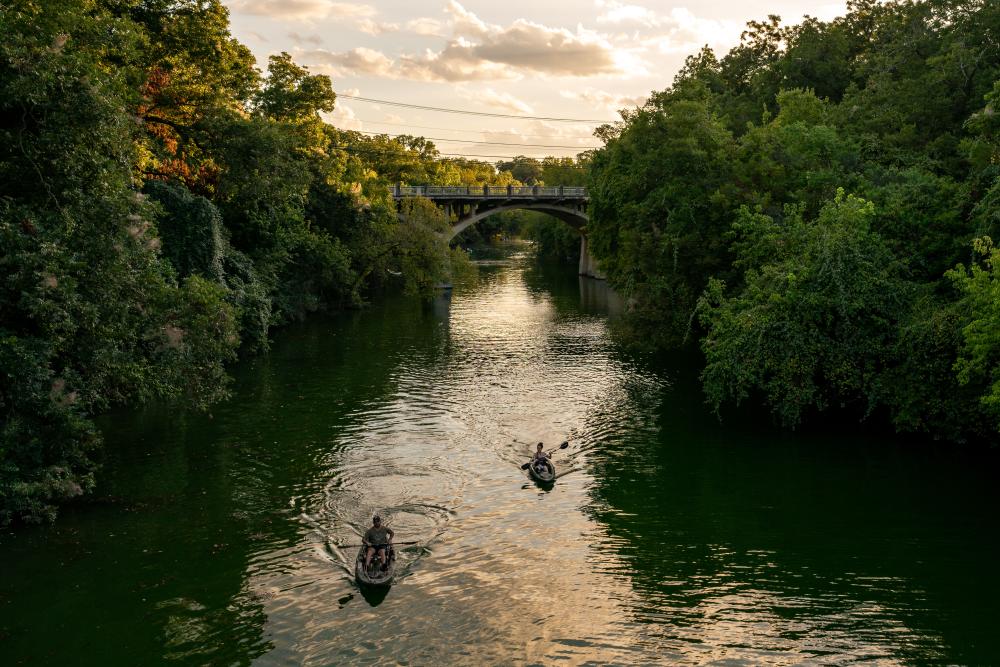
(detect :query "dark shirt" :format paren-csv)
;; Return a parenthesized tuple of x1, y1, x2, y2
(364, 526, 392, 545)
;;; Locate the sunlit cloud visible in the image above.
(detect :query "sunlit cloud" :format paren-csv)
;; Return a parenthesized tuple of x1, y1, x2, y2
(561, 88, 646, 113)
(396, 46, 519, 82)
(444, 2, 619, 77)
(466, 88, 535, 114)
(595, 0, 661, 27)
(406, 17, 447, 37)
(356, 18, 400, 35)
(298, 2, 626, 82)
(597, 2, 743, 54)
(288, 32, 323, 46)
(324, 104, 363, 130)
(227, 0, 377, 21)
(304, 46, 394, 77)
(303, 45, 517, 82)
(232, 0, 857, 145)
(482, 121, 602, 149)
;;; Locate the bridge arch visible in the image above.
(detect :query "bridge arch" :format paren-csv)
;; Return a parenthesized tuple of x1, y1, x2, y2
(391, 185, 603, 278)
(448, 203, 588, 239)
(448, 203, 602, 279)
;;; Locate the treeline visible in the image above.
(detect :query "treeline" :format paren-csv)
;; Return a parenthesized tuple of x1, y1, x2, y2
(453, 156, 590, 256)
(497, 157, 591, 261)
(0, 0, 522, 524)
(588, 0, 1000, 440)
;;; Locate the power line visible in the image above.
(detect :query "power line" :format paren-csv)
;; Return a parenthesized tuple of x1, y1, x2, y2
(342, 146, 573, 161)
(354, 117, 598, 141)
(338, 95, 612, 124)
(329, 143, 590, 166)
(354, 130, 598, 150)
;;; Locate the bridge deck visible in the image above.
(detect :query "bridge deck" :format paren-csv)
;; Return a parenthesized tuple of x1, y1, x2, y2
(391, 185, 588, 200)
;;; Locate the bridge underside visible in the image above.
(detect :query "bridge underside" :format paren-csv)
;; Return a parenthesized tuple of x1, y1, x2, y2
(441, 200, 603, 279)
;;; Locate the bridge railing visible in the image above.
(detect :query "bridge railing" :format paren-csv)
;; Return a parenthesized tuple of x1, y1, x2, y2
(391, 185, 588, 199)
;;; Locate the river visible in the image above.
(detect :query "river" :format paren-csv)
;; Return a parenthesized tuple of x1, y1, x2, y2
(1, 248, 998, 665)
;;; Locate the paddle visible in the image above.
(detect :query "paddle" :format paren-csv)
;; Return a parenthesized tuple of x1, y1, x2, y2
(520, 441, 569, 470)
(339, 540, 420, 548)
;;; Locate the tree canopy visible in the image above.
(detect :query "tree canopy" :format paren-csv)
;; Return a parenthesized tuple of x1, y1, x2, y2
(0, 0, 533, 524)
(587, 0, 1000, 440)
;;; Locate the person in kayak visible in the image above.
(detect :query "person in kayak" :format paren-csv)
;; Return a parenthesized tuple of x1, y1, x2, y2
(363, 515, 394, 571)
(532, 442, 553, 475)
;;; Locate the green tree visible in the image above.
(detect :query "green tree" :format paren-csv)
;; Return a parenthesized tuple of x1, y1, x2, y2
(0, 0, 239, 523)
(495, 156, 544, 185)
(145, 180, 271, 350)
(124, 0, 259, 190)
(947, 237, 1000, 429)
(393, 197, 453, 297)
(732, 89, 860, 219)
(254, 52, 336, 122)
(698, 192, 910, 427)
(589, 92, 736, 345)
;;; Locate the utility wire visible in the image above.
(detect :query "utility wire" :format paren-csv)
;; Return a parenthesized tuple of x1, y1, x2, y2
(329, 143, 590, 166)
(354, 130, 598, 150)
(353, 117, 598, 141)
(338, 95, 612, 124)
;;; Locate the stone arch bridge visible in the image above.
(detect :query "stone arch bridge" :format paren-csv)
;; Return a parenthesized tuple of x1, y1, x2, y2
(391, 185, 602, 278)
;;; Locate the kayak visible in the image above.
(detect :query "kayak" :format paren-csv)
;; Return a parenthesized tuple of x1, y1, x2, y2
(355, 545, 396, 587)
(527, 460, 556, 483)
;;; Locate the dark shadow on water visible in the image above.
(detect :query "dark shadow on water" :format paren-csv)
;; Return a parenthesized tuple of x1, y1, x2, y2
(579, 351, 1000, 664)
(358, 584, 391, 607)
(524, 479, 554, 493)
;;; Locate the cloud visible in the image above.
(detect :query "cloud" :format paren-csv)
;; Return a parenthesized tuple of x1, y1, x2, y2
(595, 0, 660, 27)
(406, 17, 446, 37)
(303, 47, 395, 77)
(396, 45, 518, 82)
(480, 121, 603, 156)
(446, 1, 490, 37)
(356, 19, 400, 36)
(298, 2, 624, 82)
(596, 2, 742, 53)
(473, 89, 534, 114)
(324, 102, 362, 130)
(288, 32, 323, 46)
(303, 44, 516, 82)
(561, 87, 646, 112)
(444, 2, 618, 77)
(226, 0, 376, 21)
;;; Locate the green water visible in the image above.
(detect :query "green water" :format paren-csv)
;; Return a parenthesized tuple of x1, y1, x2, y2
(1, 250, 997, 665)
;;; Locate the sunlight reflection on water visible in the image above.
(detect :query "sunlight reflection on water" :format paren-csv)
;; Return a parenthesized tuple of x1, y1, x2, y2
(237, 253, 949, 665)
(4, 250, 994, 666)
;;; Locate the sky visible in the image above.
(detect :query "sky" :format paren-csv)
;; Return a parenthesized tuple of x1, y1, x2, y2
(221, 1, 849, 158)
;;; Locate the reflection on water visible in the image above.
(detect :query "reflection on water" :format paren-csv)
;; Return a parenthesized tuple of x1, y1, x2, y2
(0, 250, 998, 665)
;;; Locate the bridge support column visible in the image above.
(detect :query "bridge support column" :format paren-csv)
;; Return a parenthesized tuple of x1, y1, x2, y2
(578, 234, 605, 280)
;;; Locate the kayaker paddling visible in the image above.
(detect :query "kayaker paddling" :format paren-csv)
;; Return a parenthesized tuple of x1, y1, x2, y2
(521, 441, 568, 483)
(363, 515, 393, 571)
(531, 442, 553, 476)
